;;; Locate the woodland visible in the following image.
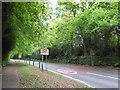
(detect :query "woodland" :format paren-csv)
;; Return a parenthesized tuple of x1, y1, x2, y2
(2, 1, 120, 67)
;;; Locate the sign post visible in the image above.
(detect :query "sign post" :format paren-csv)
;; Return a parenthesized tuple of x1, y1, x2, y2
(33, 59, 34, 66)
(41, 55, 43, 71)
(39, 55, 40, 68)
(46, 55, 47, 70)
(40, 48, 49, 71)
(28, 55, 31, 65)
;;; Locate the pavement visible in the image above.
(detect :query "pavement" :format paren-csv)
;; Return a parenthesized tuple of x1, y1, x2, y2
(0, 66, 2, 90)
(19, 59, 119, 89)
(2, 61, 19, 88)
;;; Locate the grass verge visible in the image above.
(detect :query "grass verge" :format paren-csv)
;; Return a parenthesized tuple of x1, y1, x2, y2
(16, 62, 92, 88)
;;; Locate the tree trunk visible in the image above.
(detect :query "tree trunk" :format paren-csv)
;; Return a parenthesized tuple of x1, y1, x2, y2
(117, 34, 120, 56)
(83, 37, 88, 56)
(103, 29, 111, 56)
(84, 45, 88, 56)
(70, 33, 74, 55)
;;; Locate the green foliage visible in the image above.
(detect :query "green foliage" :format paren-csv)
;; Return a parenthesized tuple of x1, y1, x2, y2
(46, 2, 119, 66)
(2, 1, 120, 67)
(113, 62, 120, 67)
(2, 60, 9, 67)
(3, 2, 52, 58)
(49, 2, 119, 57)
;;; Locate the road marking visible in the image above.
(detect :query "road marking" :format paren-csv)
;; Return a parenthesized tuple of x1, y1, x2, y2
(45, 68, 94, 88)
(57, 69, 77, 74)
(87, 72, 119, 80)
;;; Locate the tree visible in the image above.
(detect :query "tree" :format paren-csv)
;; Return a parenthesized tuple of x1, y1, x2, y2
(2, 1, 52, 66)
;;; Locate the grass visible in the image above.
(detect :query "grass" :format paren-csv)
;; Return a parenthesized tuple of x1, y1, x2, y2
(16, 62, 92, 88)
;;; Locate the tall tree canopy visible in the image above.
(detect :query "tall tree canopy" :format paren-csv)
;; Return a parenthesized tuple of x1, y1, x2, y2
(2, 1, 120, 66)
(2, 1, 52, 64)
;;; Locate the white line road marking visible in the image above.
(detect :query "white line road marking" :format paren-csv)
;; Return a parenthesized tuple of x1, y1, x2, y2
(44, 68, 94, 88)
(87, 72, 119, 80)
(19, 60, 118, 88)
(57, 69, 77, 74)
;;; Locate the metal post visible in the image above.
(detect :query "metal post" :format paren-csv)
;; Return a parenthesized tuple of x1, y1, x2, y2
(39, 60, 40, 68)
(41, 55, 43, 71)
(29, 57, 30, 65)
(33, 53, 35, 66)
(33, 59, 34, 66)
(46, 55, 47, 70)
(39, 55, 40, 68)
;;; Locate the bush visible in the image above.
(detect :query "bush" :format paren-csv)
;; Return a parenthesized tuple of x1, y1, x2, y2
(2, 60, 9, 67)
(48, 55, 120, 67)
(113, 62, 120, 67)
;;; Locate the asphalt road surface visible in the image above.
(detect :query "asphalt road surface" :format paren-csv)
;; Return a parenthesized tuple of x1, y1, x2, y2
(19, 59, 119, 89)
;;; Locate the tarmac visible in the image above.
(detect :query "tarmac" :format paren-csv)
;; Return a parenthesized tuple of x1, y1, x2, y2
(2, 61, 19, 89)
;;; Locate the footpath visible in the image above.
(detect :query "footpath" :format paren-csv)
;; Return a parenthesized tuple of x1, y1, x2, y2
(2, 61, 19, 88)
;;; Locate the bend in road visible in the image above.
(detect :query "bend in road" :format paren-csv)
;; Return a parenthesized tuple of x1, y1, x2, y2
(19, 60, 119, 88)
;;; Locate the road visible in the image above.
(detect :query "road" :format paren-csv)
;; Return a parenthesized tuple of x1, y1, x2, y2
(19, 59, 119, 89)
